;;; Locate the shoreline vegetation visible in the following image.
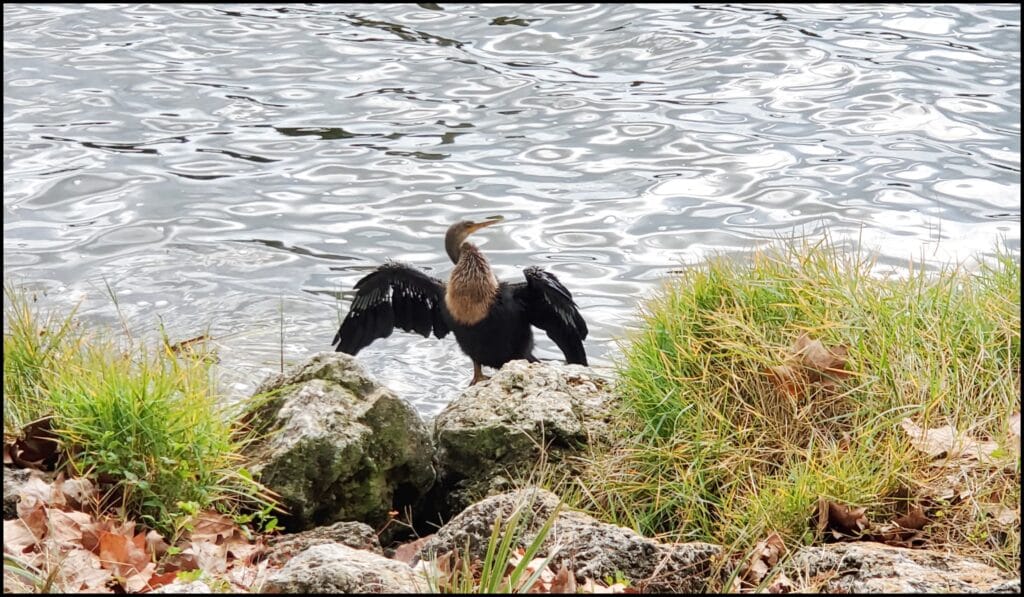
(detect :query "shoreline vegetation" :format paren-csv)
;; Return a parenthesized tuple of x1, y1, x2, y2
(3, 239, 1020, 592)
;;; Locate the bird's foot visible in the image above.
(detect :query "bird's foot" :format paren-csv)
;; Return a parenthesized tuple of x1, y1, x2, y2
(470, 362, 490, 386)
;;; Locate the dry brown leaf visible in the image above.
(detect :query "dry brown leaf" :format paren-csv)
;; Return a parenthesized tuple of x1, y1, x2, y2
(769, 333, 852, 397)
(122, 561, 157, 593)
(17, 476, 55, 508)
(900, 419, 1005, 464)
(16, 495, 50, 540)
(816, 498, 868, 540)
(871, 503, 930, 547)
(392, 535, 433, 565)
(188, 511, 238, 544)
(578, 577, 631, 593)
(146, 571, 181, 591)
(768, 364, 803, 399)
(3, 518, 42, 555)
(549, 561, 576, 594)
(181, 538, 230, 574)
(892, 504, 929, 531)
(98, 530, 150, 581)
(55, 477, 96, 510)
(507, 550, 554, 592)
(47, 509, 94, 549)
(791, 333, 851, 385)
(145, 529, 169, 559)
(981, 503, 1018, 527)
(768, 571, 795, 593)
(226, 535, 266, 564)
(227, 557, 271, 592)
(56, 547, 114, 593)
(739, 532, 787, 587)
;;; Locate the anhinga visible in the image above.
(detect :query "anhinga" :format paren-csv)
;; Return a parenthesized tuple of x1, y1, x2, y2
(332, 216, 588, 385)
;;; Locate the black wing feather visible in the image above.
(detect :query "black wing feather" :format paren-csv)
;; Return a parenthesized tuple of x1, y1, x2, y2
(514, 266, 588, 365)
(333, 261, 449, 355)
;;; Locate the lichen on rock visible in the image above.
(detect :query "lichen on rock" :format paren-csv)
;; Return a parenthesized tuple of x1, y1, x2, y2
(244, 353, 434, 539)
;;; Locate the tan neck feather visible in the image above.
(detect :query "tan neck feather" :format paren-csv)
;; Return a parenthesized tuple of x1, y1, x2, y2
(445, 243, 498, 325)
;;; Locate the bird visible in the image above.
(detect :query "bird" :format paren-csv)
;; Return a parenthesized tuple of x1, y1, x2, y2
(332, 215, 588, 385)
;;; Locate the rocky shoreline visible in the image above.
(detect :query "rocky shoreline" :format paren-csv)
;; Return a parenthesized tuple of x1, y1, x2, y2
(234, 353, 1021, 593)
(5, 352, 1019, 593)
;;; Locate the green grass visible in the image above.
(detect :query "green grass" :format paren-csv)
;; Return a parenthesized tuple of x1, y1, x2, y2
(423, 494, 561, 594)
(3, 283, 276, 537)
(560, 239, 1020, 571)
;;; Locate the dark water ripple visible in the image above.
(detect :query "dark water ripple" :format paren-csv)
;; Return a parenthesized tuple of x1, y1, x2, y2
(4, 4, 1019, 416)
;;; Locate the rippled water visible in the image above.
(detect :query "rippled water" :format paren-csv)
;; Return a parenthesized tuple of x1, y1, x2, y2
(4, 4, 1020, 416)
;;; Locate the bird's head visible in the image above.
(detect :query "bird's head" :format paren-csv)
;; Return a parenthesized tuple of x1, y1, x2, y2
(444, 215, 504, 263)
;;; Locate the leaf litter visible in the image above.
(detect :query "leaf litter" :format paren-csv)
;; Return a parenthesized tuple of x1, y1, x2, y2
(2, 471, 272, 593)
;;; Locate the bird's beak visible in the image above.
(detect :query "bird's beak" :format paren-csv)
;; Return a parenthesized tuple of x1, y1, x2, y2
(468, 215, 504, 234)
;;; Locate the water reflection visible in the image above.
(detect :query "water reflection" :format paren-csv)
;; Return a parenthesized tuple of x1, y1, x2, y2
(4, 3, 1019, 417)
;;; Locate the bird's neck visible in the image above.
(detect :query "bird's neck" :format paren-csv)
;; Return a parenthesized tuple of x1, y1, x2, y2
(445, 242, 499, 325)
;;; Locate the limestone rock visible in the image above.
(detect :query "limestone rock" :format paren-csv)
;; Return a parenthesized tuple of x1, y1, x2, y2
(267, 520, 382, 566)
(414, 488, 722, 593)
(246, 353, 434, 538)
(789, 541, 1019, 593)
(433, 361, 615, 513)
(264, 543, 425, 594)
(150, 580, 214, 594)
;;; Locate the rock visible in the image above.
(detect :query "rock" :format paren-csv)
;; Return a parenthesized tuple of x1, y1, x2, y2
(433, 360, 616, 513)
(414, 488, 723, 593)
(267, 520, 382, 566)
(245, 353, 434, 539)
(789, 542, 1019, 593)
(150, 580, 214, 594)
(264, 543, 426, 594)
(3, 466, 55, 519)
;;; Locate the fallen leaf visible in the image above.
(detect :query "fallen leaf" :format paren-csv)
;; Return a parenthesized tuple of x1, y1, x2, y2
(3, 518, 42, 555)
(738, 532, 786, 588)
(16, 495, 50, 540)
(816, 498, 868, 540)
(980, 503, 1018, 527)
(769, 333, 852, 397)
(188, 511, 237, 544)
(47, 509, 94, 549)
(56, 547, 114, 593)
(872, 503, 930, 547)
(227, 556, 271, 592)
(145, 529, 169, 559)
(56, 477, 96, 510)
(791, 333, 851, 385)
(892, 504, 929, 531)
(900, 419, 1004, 463)
(768, 364, 803, 399)
(17, 476, 55, 508)
(146, 571, 181, 591)
(98, 530, 150, 582)
(768, 571, 795, 593)
(393, 535, 433, 565)
(549, 561, 576, 594)
(180, 539, 229, 575)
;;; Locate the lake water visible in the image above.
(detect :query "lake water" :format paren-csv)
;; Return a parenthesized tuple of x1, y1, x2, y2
(4, 4, 1020, 416)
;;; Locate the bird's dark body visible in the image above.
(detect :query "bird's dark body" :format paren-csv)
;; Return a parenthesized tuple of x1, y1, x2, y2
(333, 217, 588, 384)
(443, 284, 536, 368)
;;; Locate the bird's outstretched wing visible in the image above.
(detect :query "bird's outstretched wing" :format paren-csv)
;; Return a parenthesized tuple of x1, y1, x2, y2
(333, 261, 450, 355)
(513, 266, 588, 365)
